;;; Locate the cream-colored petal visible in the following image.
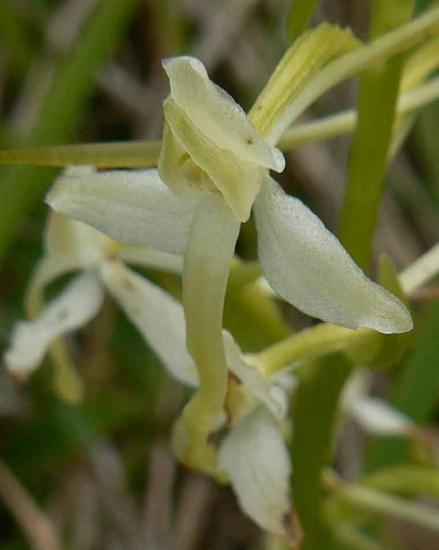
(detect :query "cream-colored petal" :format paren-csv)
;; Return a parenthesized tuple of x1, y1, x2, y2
(224, 332, 287, 421)
(341, 369, 411, 435)
(163, 56, 284, 171)
(349, 397, 412, 435)
(158, 120, 211, 199)
(45, 210, 109, 266)
(100, 261, 197, 386)
(119, 246, 183, 274)
(25, 255, 80, 318)
(47, 168, 200, 254)
(26, 211, 109, 316)
(219, 407, 292, 535)
(254, 178, 413, 334)
(4, 273, 104, 379)
(163, 98, 263, 222)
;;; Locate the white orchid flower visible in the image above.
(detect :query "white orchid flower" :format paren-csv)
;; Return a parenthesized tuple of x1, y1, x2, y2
(4, 184, 196, 388)
(342, 369, 413, 436)
(47, 53, 412, 471)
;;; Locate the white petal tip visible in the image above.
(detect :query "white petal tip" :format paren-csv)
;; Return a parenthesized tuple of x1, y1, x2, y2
(272, 149, 286, 173)
(219, 407, 292, 535)
(255, 179, 414, 334)
(362, 296, 413, 335)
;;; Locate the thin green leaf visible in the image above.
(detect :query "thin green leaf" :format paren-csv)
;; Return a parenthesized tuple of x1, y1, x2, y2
(287, 0, 321, 41)
(364, 255, 413, 370)
(338, 0, 416, 271)
(0, 0, 33, 77)
(291, 354, 352, 550)
(0, 141, 161, 168)
(367, 300, 439, 469)
(362, 466, 439, 498)
(416, 103, 439, 202)
(334, 482, 439, 533)
(0, 0, 142, 261)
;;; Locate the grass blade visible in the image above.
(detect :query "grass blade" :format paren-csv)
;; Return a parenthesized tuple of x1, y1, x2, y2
(338, 0, 415, 271)
(287, 0, 321, 40)
(0, 0, 141, 261)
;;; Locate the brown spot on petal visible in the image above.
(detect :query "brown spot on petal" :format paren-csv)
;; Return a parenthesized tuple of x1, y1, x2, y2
(57, 309, 69, 322)
(122, 278, 136, 292)
(228, 370, 242, 385)
(130, 306, 142, 317)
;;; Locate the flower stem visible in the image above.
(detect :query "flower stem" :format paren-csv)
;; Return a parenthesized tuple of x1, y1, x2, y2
(279, 76, 439, 150)
(255, 324, 376, 377)
(275, 5, 439, 136)
(3, 74, 439, 170)
(175, 195, 239, 473)
(331, 478, 439, 533)
(399, 242, 439, 294)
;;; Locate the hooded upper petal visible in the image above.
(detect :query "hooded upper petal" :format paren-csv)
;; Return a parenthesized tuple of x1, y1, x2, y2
(162, 98, 265, 222)
(163, 56, 284, 171)
(254, 178, 413, 334)
(47, 167, 200, 254)
(4, 273, 104, 379)
(219, 406, 292, 536)
(160, 56, 285, 222)
(100, 260, 197, 386)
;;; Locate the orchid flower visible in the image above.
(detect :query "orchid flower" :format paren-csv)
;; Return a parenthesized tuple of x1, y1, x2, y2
(4, 174, 197, 390)
(46, 28, 413, 471)
(341, 369, 413, 436)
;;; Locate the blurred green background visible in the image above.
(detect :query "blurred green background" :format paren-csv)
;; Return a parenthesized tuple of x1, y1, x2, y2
(0, 1, 438, 548)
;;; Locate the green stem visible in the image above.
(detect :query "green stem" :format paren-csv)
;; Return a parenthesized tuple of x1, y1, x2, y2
(279, 76, 439, 149)
(247, 242, 439, 376)
(362, 466, 439, 498)
(0, 141, 161, 168)
(3, 75, 439, 169)
(254, 324, 376, 377)
(334, 482, 439, 533)
(174, 196, 239, 473)
(332, 524, 384, 550)
(274, 4, 439, 139)
(399, 242, 439, 293)
(338, 0, 416, 271)
(291, 355, 352, 550)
